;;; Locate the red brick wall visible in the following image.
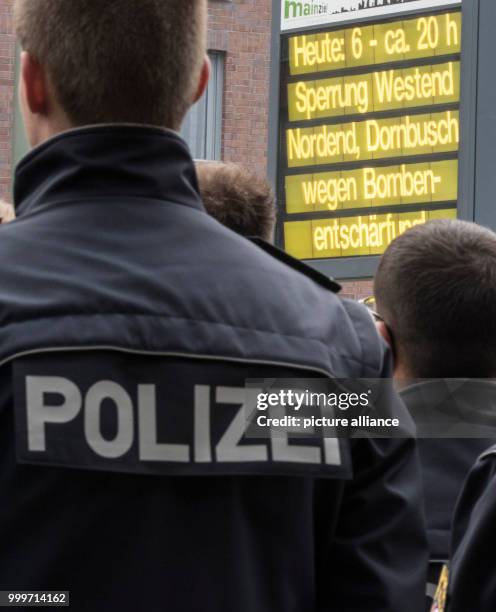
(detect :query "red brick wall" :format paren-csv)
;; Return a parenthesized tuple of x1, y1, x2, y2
(207, 2, 372, 299)
(340, 279, 374, 301)
(0, 0, 14, 203)
(208, 0, 272, 178)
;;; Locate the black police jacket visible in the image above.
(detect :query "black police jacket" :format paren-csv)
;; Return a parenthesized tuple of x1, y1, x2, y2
(449, 415, 496, 611)
(0, 126, 427, 612)
(449, 445, 496, 611)
(400, 380, 496, 562)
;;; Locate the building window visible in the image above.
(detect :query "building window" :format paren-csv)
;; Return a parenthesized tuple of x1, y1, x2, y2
(13, 47, 30, 170)
(181, 51, 224, 161)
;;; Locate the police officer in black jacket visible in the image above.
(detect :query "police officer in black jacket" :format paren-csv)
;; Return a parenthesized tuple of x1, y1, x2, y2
(0, 1, 428, 610)
(401, 380, 496, 609)
(374, 219, 496, 610)
(449, 443, 496, 611)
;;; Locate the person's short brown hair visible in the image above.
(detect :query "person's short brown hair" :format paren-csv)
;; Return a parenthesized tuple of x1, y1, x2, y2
(15, 0, 207, 129)
(196, 162, 276, 241)
(374, 219, 496, 378)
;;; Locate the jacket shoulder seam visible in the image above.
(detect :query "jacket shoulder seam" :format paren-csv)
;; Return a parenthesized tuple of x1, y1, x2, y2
(0, 311, 375, 370)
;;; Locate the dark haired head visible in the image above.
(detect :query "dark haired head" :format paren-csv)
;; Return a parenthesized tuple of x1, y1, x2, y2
(374, 219, 496, 378)
(15, 0, 207, 130)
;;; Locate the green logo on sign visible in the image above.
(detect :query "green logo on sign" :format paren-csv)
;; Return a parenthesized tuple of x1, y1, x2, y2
(284, 1, 328, 19)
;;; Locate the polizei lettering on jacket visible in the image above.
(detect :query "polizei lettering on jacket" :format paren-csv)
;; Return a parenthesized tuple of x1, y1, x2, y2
(13, 352, 351, 479)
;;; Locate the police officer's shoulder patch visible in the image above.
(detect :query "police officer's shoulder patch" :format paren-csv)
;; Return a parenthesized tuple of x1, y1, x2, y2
(12, 350, 352, 479)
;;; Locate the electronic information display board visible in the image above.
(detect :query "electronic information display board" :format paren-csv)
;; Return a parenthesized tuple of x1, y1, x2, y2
(275, 1, 463, 268)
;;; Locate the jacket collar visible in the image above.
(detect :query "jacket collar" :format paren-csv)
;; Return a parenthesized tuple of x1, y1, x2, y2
(14, 125, 205, 216)
(401, 379, 496, 425)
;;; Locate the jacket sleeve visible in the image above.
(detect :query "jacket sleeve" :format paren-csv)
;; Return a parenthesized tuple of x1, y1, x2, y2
(316, 302, 429, 611)
(448, 446, 496, 612)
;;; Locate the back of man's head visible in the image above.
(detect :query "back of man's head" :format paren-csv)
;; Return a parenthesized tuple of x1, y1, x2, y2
(374, 219, 496, 378)
(15, 0, 207, 131)
(196, 162, 276, 242)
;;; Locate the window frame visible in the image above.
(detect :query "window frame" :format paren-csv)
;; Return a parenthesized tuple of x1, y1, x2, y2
(181, 50, 225, 161)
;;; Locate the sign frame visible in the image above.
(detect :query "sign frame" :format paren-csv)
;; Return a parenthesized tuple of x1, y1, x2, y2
(268, 0, 479, 280)
(280, 0, 461, 32)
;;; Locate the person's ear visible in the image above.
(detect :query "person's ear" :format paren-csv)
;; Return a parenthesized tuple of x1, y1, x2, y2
(192, 55, 211, 105)
(376, 320, 393, 351)
(20, 51, 48, 116)
(0, 200, 15, 224)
